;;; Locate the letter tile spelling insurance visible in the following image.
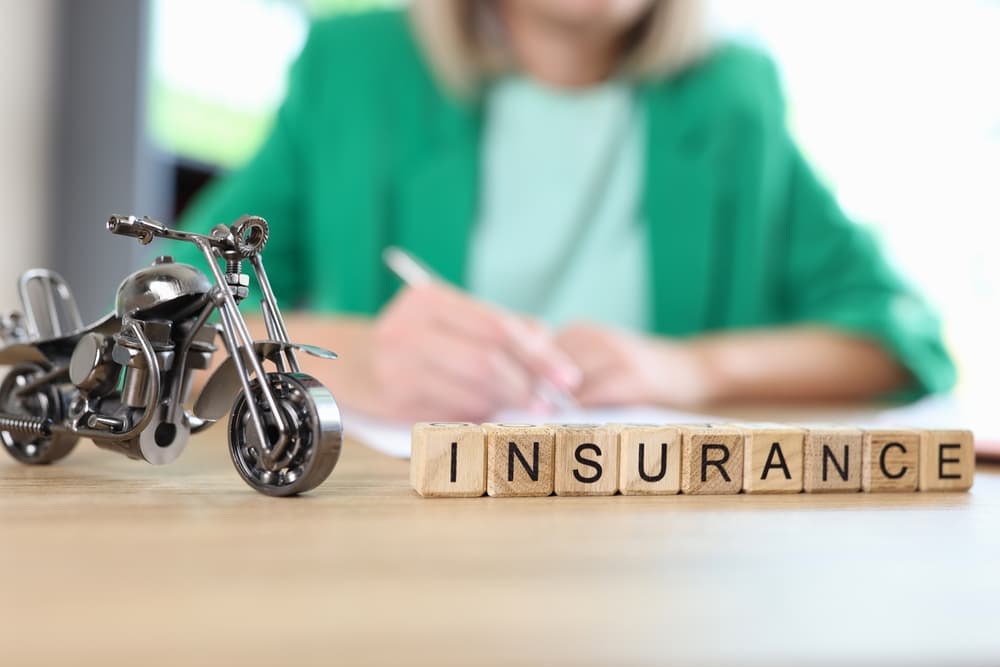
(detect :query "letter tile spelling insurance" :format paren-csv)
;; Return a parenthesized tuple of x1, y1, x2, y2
(918, 429, 975, 492)
(553, 424, 618, 496)
(862, 429, 920, 492)
(617, 425, 681, 495)
(679, 425, 746, 495)
(485, 424, 555, 497)
(410, 422, 486, 497)
(803, 426, 863, 493)
(739, 423, 804, 493)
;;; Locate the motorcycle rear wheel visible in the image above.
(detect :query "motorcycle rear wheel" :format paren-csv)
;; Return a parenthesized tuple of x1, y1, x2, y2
(228, 372, 342, 496)
(0, 362, 79, 464)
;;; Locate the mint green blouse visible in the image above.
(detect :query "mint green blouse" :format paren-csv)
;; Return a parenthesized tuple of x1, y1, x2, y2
(469, 76, 650, 330)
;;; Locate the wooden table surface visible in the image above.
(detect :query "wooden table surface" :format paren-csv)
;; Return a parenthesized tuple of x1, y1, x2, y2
(2, 421, 1000, 667)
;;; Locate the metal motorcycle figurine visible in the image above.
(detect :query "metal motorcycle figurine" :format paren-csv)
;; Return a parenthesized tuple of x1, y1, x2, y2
(0, 215, 342, 496)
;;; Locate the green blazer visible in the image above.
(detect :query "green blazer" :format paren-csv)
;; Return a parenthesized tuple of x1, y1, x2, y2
(179, 9, 955, 397)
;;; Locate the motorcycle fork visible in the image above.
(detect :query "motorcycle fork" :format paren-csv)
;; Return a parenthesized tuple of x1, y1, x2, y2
(248, 253, 299, 373)
(195, 240, 290, 469)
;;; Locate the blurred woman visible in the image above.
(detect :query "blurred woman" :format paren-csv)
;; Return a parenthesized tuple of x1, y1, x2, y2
(179, 0, 954, 421)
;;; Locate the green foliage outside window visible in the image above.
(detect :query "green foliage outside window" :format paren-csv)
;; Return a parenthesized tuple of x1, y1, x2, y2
(147, 0, 401, 168)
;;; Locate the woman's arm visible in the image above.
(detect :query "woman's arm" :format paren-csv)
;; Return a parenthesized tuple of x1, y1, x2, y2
(556, 323, 909, 409)
(687, 326, 909, 403)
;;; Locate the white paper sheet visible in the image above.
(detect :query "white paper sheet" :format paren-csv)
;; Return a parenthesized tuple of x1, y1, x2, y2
(343, 396, 1000, 459)
(343, 405, 718, 459)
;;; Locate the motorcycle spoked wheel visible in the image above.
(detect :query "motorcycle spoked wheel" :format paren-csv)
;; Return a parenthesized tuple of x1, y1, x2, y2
(228, 372, 342, 496)
(0, 362, 79, 464)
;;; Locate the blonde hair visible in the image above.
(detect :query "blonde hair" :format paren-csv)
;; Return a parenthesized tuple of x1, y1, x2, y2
(409, 0, 708, 97)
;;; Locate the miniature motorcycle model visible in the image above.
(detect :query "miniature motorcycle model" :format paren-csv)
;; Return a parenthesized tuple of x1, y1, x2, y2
(0, 215, 341, 496)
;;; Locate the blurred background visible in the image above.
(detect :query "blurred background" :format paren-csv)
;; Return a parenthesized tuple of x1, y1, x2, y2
(1, 0, 997, 399)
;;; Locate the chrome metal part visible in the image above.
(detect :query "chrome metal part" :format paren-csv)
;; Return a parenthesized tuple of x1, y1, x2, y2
(228, 372, 341, 496)
(137, 412, 190, 465)
(94, 410, 189, 465)
(249, 253, 298, 372)
(0, 362, 79, 464)
(107, 214, 270, 259)
(0, 413, 52, 436)
(121, 366, 148, 407)
(69, 333, 120, 394)
(17, 269, 84, 340)
(115, 260, 212, 319)
(231, 215, 269, 257)
(70, 320, 161, 443)
(87, 414, 125, 431)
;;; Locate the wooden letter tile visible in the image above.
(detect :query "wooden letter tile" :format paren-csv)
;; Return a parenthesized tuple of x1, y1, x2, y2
(803, 426, 863, 493)
(918, 429, 975, 492)
(862, 429, 920, 492)
(740, 423, 804, 494)
(485, 424, 555, 497)
(617, 425, 681, 495)
(410, 422, 485, 497)
(680, 425, 745, 495)
(553, 424, 618, 496)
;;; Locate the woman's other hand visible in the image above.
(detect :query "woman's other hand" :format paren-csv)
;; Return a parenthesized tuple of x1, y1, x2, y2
(555, 323, 911, 408)
(555, 323, 714, 409)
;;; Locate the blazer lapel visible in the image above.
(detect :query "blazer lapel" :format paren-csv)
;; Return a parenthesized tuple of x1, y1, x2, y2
(641, 80, 718, 336)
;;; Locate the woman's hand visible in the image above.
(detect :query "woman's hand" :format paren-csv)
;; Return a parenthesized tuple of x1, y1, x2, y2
(555, 323, 715, 409)
(348, 284, 580, 422)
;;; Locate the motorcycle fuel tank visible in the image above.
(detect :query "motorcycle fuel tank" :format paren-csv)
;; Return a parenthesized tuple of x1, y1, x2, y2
(115, 256, 213, 318)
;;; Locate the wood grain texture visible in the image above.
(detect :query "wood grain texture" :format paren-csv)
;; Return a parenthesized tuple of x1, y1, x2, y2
(739, 423, 804, 494)
(919, 429, 975, 492)
(679, 424, 746, 495)
(862, 429, 921, 492)
(553, 424, 618, 496)
(484, 423, 555, 497)
(803, 426, 863, 493)
(0, 421, 997, 667)
(410, 422, 485, 497)
(617, 424, 681, 495)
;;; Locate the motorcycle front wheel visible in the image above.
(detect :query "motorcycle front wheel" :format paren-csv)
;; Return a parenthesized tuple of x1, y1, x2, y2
(228, 372, 342, 496)
(0, 362, 79, 464)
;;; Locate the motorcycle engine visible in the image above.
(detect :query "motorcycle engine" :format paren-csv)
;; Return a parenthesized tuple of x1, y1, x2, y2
(72, 257, 217, 465)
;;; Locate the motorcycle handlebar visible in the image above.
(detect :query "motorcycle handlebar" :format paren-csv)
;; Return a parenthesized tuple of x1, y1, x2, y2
(107, 214, 270, 258)
(106, 215, 167, 245)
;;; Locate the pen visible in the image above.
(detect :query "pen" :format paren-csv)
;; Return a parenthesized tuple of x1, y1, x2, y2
(382, 246, 578, 413)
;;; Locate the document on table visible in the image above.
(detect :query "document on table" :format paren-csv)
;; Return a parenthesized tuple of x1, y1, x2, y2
(343, 405, 718, 459)
(343, 395, 1000, 460)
